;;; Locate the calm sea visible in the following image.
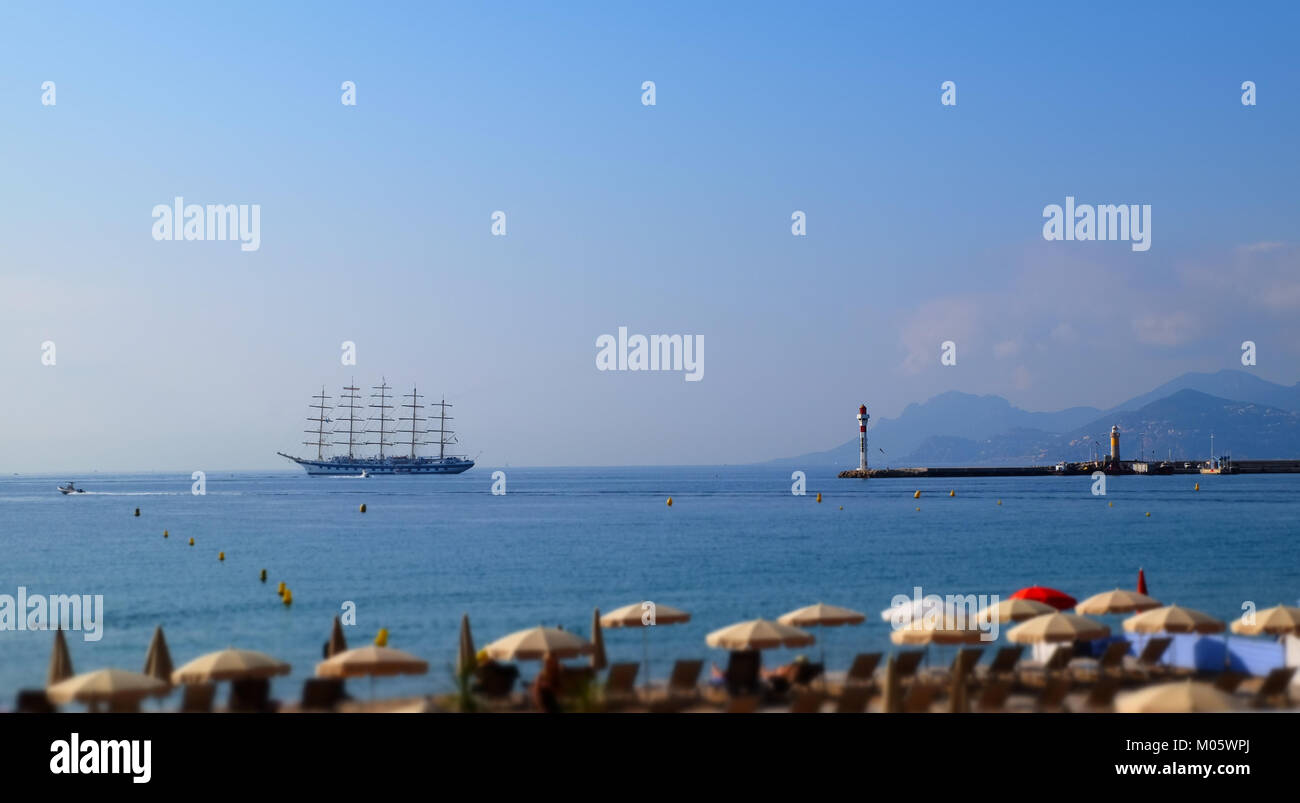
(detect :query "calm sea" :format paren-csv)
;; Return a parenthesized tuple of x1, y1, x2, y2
(1, 467, 1297, 704)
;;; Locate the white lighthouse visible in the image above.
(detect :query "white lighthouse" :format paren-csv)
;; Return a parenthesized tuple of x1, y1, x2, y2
(858, 403, 869, 472)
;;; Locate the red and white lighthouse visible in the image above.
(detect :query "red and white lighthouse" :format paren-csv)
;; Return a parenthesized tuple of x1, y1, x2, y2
(857, 403, 869, 472)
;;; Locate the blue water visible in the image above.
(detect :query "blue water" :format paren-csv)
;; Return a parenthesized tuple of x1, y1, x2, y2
(1, 468, 1297, 705)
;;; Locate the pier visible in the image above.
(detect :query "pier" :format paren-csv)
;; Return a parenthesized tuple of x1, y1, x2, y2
(838, 460, 1300, 479)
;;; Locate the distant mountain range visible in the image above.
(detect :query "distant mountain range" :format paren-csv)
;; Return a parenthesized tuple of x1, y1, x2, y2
(771, 370, 1300, 468)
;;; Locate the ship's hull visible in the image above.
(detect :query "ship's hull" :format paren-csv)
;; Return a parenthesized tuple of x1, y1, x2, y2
(278, 452, 474, 476)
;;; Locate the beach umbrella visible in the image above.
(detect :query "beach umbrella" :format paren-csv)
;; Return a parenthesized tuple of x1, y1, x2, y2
(1115, 680, 1236, 713)
(974, 598, 1056, 625)
(880, 596, 944, 623)
(1137, 567, 1148, 596)
(47, 668, 170, 711)
(1230, 604, 1300, 636)
(779, 602, 866, 628)
(889, 616, 985, 646)
(1122, 605, 1225, 635)
(172, 648, 291, 684)
(316, 646, 429, 678)
(778, 602, 865, 672)
(1076, 589, 1163, 615)
(1007, 612, 1109, 644)
(1009, 586, 1077, 611)
(483, 626, 594, 661)
(706, 619, 815, 651)
(456, 613, 477, 677)
(46, 628, 74, 687)
(327, 616, 348, 658)
(589, 608, 607, 671)
(601, 602, 690, 691)
(142, 626, 174, 684)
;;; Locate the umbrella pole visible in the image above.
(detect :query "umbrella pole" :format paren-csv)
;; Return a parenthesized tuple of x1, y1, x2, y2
(642, 628, 650, 694)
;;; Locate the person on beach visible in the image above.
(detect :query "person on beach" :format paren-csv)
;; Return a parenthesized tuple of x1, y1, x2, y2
(530, 652, 561, 713)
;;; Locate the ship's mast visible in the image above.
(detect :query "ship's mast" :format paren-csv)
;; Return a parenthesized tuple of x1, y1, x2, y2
(304, 386, 332, 460)
(333, 381, 364, 458)
(428, 398, 457, 460)
(397, 386, 427, 459)
(367, 378, 395, 458)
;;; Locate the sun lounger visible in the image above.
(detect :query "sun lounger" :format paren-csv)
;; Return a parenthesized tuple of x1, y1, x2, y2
(667, 658, 704, 700)
(1071, 640, 1129, 682)
(14, 689, 56, 713)
(603, 662, 640, 705)
(975, 680, 1011, 712)
(793, 661, 824, 687)
(1020, 645, 1073, 688)
(788, 691, 823, 713)
(1212, 671, 1246, 694)
(1081, 676, 1121, 711)
(893, 650, 925, 681)
(1036, 677, 1072, 712)
(179, 682, 216, 713)
(902, 683, 938, 713)
(229, 677, 278, 713)
(724, 651, 762, 696)
(1251, 667, 1296, 708)
(558, 665, 596, 697)
(845, 653, 882, 687)
(1124, 637, 1171, 681)
(983, 645, 1023, 680)
(472, 662, 520, 698)
(835, 685, 870, 714)
(300, 678, 349, 711)
(724, 695, 760, 714)
(926, 647, 984, 685)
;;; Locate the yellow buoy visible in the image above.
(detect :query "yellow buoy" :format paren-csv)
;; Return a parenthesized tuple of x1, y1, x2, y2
(188, 537, 194, 546)
(259, 569, 267, 582)
(277, 581, 286, 597)
(163, 530, 169, 538)
(996, 499, 1002, 505)
(1145, 512, 1151, 517)
(1108, 501, 1113, 507)
(838, 505, 843, 510)
(666, 497, 673, 507)
(359, 503, 367, 513)
(218, 551, 225, 561)
(816, 492, 822, 503)
(1194, 482, 1200, 491)
(282, 588, 293, 606)
(375, 628, 389, 647)
(913, 490, 921, 499)
(949, 490, 955, 497)
(134, 508, 140, 517)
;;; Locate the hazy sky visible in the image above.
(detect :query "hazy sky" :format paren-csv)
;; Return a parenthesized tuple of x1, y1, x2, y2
(3, 2, 1299, 472)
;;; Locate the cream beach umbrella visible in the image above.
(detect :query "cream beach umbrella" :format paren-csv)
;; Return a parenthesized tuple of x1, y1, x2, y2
(880, 597, 944, 623)
(1115, 680, 1237, 713)
(482, 626, 594, 661)
(1122, 605, 1225, 635)
(778, 603, 865, 675)
(1076, 589, 1163, 615)
(456, 614, 477, 677)
(317, 645, 428, 699)
(172, 648, 291, 684)
(46, 628, 74, 687)
(889, 616, 986, 646)
(602, 602, 690, 691)
(327, 616, 349, 658)
(47, 668, 170, 712)
(974, 598, 1056, 625)
(1007, 612, 1110, 644)
(706, 619, 814, 650)
(142, 626, 174, 684)
(1230, 604, 1300, 636)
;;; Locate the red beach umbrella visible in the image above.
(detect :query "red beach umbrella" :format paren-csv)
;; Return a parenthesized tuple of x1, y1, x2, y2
(1009, 586, 1077, 611)
(1137, 568, 1149, 596)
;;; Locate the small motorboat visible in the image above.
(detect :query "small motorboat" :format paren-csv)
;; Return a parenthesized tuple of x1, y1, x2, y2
(57, 482, 86, 495)
(359, 470, 370, 478)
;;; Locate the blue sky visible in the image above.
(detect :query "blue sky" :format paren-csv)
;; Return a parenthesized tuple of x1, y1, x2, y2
(2, 1, 1299, 470)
